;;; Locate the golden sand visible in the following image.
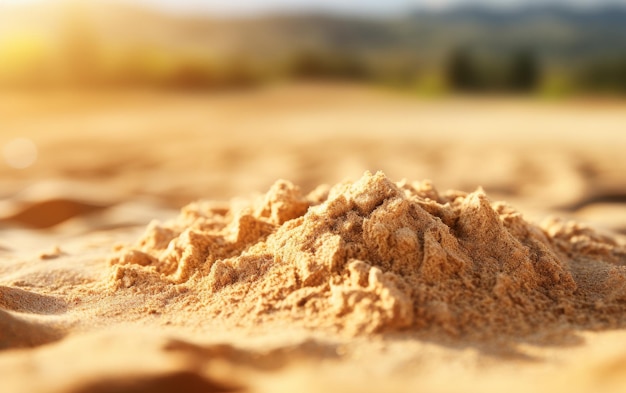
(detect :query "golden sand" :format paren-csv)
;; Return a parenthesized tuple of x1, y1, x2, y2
(1, 86, 626, 393)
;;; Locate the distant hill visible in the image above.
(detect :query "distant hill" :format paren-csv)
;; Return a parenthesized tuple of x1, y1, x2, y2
(406, 5, 626, 59)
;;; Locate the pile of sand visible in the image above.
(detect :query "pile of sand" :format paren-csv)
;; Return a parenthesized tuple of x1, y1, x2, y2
(110, 171, 626, 338)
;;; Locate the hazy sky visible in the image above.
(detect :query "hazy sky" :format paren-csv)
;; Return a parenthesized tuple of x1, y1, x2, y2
(4, 0, 626, 15)
(131, 0, 626, 15)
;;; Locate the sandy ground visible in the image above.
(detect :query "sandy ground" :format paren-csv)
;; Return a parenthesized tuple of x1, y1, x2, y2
(1, 83, 626, 392)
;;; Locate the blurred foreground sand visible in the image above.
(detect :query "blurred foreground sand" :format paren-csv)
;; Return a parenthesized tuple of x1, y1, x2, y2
(1, 83, 625, 392)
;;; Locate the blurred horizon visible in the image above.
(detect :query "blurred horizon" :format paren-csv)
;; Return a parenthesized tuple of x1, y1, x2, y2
(1, 0, 626, 95)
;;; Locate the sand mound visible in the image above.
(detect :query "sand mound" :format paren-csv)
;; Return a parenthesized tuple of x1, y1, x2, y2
(110, 172, 626, 337)
(0, 286, 68, 349)
(0, 309, 66, 349)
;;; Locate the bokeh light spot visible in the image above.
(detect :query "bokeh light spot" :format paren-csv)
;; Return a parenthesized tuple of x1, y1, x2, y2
(2, 137, 38, 169)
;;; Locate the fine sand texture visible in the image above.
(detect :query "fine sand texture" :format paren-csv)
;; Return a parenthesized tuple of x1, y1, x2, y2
(1, 84, 626, 392)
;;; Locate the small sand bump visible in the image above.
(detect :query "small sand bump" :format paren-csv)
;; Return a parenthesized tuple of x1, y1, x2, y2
(0, 309, 66, 349)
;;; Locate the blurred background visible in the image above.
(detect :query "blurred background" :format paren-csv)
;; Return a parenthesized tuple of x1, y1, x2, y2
(2, 0, 626, 94)
(0, 0, 625, 246)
